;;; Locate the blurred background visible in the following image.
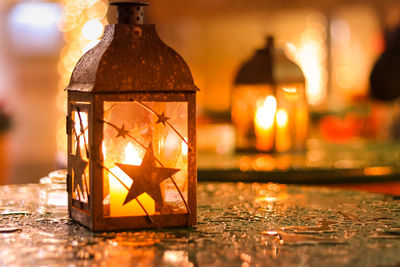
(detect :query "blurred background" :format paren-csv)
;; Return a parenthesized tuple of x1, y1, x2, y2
(0, 0, 399, 184)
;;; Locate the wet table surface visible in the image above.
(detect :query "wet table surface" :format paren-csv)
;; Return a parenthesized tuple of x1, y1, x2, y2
(198, 141, 400, 184)
(2, 182, 400, 266)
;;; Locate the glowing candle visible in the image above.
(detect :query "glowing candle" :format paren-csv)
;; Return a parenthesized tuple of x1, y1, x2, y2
(254, 96, 276, 151)
(109, 143, 155, 217)
(276, 108, 291, 152)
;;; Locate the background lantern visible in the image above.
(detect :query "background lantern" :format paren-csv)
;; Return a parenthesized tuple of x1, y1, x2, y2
(66, 1, 198, 231)
(231, 36, 307, 153)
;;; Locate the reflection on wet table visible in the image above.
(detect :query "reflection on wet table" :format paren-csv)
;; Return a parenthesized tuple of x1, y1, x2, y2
(198, 140, 400, 184)
(1, 182, 400, 266)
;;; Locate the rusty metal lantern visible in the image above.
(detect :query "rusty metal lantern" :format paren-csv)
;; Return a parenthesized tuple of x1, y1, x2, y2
(231, 36, 307, 153)
(66, 1, 198, 231)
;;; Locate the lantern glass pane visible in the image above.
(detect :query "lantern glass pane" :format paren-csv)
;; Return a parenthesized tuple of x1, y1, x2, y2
(231, 84, 275, 151)
(101, 101, 188, 217)
(70, 109, 90, 204)
(276, 83, 308, 152)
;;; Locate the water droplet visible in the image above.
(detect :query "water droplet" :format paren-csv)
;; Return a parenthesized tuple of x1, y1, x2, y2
(1, 211, 31, 216)
(0, 227, 22, 233)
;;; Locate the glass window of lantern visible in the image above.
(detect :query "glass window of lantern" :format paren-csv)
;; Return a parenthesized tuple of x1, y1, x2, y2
(231, 84, 276, 152)
(101, 100, 188, 217)
(275, 83, 308, 152)
(69, 104, 90, 205)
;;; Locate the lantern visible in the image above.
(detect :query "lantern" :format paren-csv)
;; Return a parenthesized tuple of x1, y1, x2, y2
(66, 1, 198, 231)
(231, 36, 307, 153)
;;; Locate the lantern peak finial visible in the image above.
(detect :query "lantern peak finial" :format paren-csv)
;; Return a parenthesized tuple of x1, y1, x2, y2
(110, 1, 150, 25)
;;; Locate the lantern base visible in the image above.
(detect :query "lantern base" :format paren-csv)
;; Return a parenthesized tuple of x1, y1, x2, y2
(70, 207, 195, 231)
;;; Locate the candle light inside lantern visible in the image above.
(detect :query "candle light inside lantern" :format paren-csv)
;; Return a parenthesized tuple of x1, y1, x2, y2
(276, 108, 291, 152)
(295, 106, 308, 149)
(254, 96, 277, 151)
(181, 139, 188, 156)
(109, 143, 155, 217)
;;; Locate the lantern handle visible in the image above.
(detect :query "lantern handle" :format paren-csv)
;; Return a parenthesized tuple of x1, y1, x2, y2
(110, 1, 150, 25)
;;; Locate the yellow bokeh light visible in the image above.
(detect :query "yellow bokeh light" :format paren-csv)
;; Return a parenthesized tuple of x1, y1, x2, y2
(87, 1, 108, 19)
(285, 12, 328, 106)
(82, 19, 104, 40)
(57, 0, 108, 160)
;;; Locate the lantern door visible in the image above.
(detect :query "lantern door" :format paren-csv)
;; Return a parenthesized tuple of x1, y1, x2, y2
(68, 102, 91, 214)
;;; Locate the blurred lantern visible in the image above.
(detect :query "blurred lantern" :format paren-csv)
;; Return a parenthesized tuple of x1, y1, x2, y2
(231, 36, 308, 153)
(66, 1, 198, 231)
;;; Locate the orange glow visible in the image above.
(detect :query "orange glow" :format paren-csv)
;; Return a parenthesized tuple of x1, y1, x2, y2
(363, 167, 393, 176)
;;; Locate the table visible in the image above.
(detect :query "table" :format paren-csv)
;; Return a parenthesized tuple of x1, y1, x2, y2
(1, 182, 400, 266)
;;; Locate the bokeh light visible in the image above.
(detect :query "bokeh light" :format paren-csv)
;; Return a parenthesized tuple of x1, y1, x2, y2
(56, 0, 108, 164)
(82, 19, 104, 40)
(286, 12, 328, 106)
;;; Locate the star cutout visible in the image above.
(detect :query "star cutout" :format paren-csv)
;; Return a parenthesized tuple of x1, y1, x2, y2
(116, 124, 130, 139)
(156, 112, 170, 125)
(115, 143, 180, 206)
(71, 143, 88, 195)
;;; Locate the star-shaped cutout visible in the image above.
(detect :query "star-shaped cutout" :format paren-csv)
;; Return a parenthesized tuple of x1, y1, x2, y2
(116, 124, 130, 139)
(156, 112, 170, 125)
(71, 143, 88, 195)
(115, 143, 180, 206)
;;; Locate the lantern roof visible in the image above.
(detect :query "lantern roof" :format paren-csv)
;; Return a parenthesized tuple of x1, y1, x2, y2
(234, 36, 305, 85)
(67, 2, 198, 93)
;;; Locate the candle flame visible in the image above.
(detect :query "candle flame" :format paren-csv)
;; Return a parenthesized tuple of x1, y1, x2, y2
(255, 96, 277, 129)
